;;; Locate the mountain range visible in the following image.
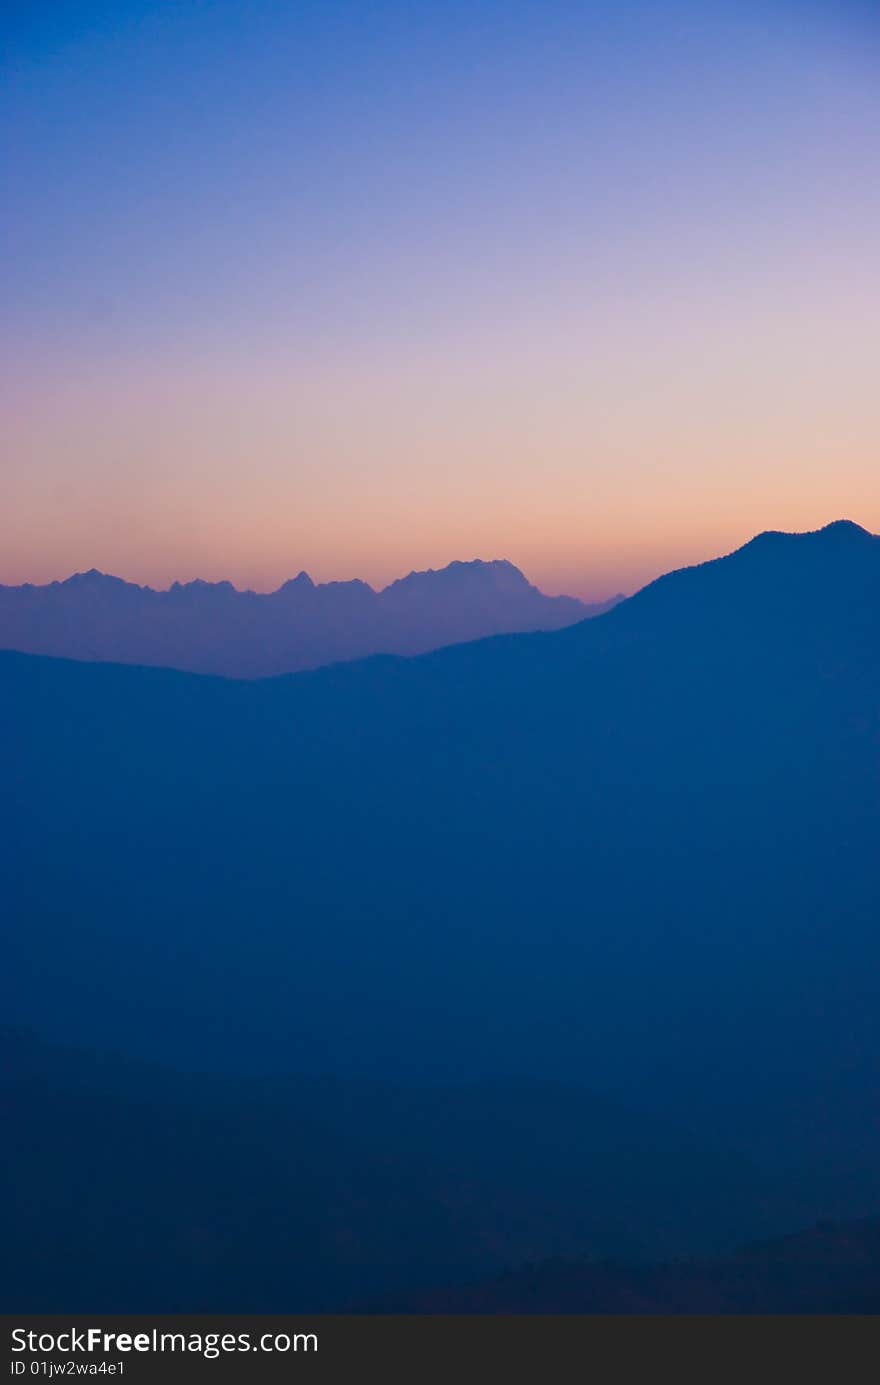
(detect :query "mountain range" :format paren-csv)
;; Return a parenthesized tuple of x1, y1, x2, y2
(0, 1027, 784, 1311)
(4, 517, 880, 1309)
(399, 1217, 880, 1313)
(0, 560, 619, 677)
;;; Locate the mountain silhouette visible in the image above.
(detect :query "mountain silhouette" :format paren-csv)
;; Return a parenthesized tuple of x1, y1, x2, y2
(0, 558, 618, 677)
(2, 1027, 792, 1311)
(398, 1216, 880, 1313)
(4, 519, 880, 1256)
(5, 1028, 878, 1312)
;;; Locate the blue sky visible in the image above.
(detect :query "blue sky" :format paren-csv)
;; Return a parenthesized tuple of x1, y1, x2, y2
(3, 1, 879, 594)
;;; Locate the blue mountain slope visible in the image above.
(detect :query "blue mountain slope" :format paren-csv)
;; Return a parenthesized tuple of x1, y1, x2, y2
(3, 521, 879, 1181)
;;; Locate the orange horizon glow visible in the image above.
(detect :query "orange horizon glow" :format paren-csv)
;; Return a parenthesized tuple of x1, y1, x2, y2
(3, 2, 879, 602)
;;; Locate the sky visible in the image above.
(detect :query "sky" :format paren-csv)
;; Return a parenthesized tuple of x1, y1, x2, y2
(2, 0, 879, 599)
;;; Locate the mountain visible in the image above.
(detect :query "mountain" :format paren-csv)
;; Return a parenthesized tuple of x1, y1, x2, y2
(0, 558, 618, 677)
(3, 519, 880, 1221)
(1, 1028, 780, 1311)
(5, 1027, 879, 1312)
(399, 1217, 880, 1313)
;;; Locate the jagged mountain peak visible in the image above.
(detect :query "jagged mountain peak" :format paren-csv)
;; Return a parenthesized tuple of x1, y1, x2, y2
(276, 570, 315, 593)
(61, 568, 126, 587)
(0, 554, 596, 676)
(382, 558, 529, 594)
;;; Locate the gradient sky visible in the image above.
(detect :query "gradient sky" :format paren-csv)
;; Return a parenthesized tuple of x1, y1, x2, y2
(3, 0, 879, 598)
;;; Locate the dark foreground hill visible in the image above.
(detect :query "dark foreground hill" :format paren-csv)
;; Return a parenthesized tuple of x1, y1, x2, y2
(0, 1028, 788, 1311)
(3, 520, 880, 1233)
(5, 1029, 878, 1312)
(0, 558, 614, 677)
(399, 1218, 880, 1313)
